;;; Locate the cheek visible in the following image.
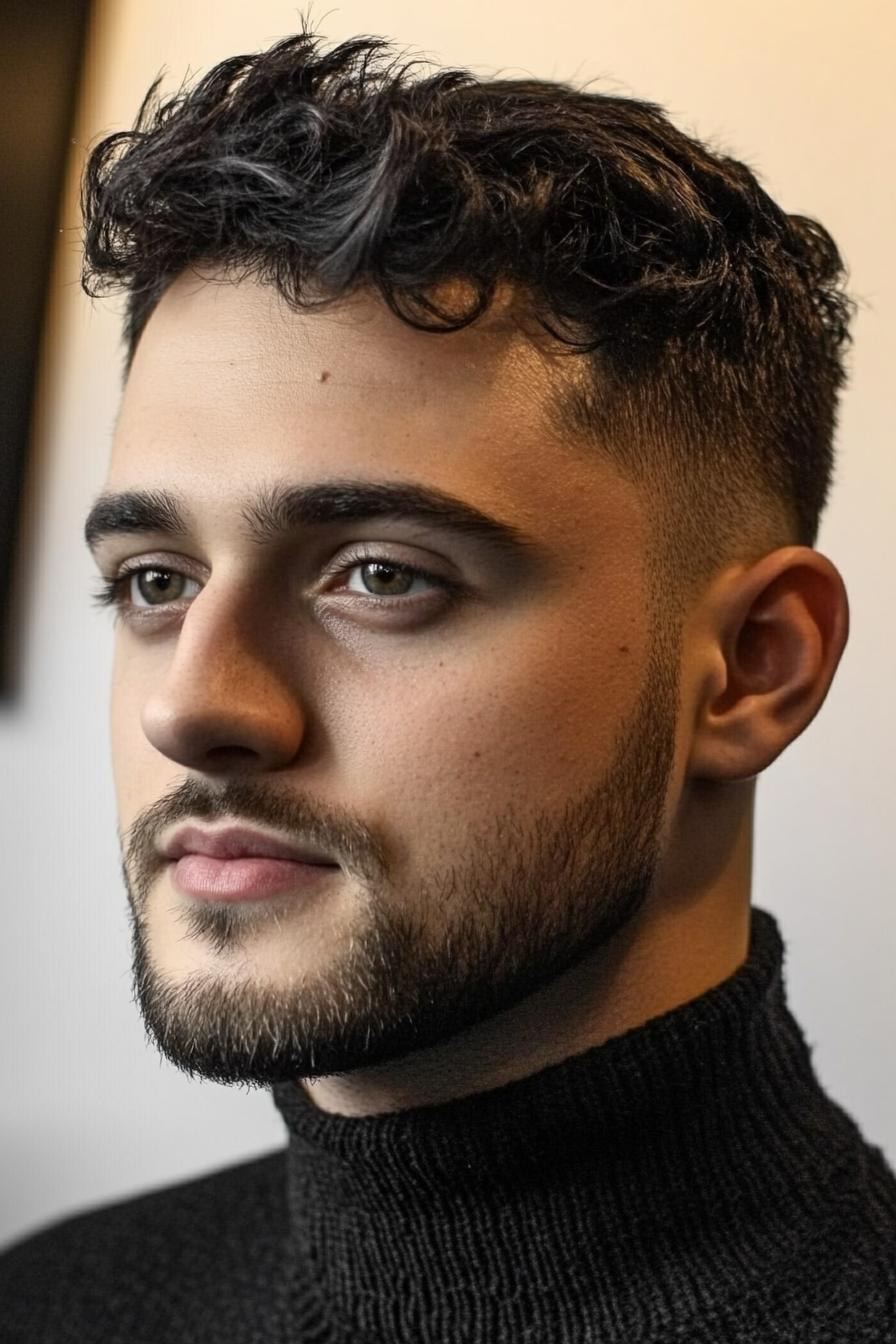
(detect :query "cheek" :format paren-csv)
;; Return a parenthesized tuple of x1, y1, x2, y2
(341, 599, 648, 836)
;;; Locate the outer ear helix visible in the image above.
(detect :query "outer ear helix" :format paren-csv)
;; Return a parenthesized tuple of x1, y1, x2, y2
(686, 548, 849, 784)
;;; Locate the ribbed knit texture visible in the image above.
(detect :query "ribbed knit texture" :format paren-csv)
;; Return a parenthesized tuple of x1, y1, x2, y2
(2, 906, 895, 1342)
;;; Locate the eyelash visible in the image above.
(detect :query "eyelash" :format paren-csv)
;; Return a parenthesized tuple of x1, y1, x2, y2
(90, 554, 462, 622)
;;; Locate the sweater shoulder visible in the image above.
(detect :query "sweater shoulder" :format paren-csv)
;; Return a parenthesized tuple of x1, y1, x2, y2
(711, 1135, 896, 1342)
(0, 1146, 289, 1344)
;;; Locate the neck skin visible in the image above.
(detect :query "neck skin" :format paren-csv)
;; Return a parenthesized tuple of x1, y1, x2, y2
(302, 777, 754, 1116)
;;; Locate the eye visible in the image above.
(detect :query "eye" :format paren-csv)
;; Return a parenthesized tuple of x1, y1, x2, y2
(323, 553, 465, 613)
(90, 554, 464, 623)
(338, 558, 444, 599)
(91, 566, 201, 614)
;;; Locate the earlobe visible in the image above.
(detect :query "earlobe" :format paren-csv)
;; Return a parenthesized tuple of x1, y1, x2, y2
(686, 548, 849, 783)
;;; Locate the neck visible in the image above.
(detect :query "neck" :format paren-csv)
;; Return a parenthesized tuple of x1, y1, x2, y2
(302, 779, 754, 1116)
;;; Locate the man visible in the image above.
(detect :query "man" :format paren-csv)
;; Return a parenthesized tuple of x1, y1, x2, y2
(2, 21, 894, 1343)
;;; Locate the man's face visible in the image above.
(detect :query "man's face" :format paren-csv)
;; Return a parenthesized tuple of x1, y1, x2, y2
(92, 271, 686, 1088)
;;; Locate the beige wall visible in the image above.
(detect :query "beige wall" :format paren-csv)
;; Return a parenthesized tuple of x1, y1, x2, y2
(2, 0, 894, 1246)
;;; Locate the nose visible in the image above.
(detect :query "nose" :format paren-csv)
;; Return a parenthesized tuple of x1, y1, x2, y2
(139, 590, 308, 774)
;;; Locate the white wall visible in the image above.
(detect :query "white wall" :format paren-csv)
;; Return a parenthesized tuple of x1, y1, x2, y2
(2, 0, 894, 1248)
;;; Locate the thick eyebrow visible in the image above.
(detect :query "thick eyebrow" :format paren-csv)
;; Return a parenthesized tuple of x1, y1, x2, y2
(83, 478, 542, 564)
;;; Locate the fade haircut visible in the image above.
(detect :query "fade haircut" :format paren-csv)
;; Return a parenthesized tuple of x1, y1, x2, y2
(80, 23, 854, 600)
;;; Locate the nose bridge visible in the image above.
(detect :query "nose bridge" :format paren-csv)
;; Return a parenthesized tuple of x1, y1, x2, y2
(139, 579, 305, 770)
(172, 573, 285, 692)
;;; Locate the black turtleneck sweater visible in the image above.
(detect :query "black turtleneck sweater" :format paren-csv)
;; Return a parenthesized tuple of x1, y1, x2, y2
(2, 906, 895, 1342)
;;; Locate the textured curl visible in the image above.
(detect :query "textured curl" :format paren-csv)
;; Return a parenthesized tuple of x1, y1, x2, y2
(81, 23, 855, 574)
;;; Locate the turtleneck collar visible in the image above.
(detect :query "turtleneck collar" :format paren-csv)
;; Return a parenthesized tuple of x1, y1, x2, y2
(269, 906, 861, 1341)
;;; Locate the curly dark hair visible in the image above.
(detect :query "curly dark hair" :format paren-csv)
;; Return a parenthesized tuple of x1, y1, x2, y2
(80, 23, 854, 591)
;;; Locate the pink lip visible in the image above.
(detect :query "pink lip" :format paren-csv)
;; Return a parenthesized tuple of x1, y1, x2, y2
(170, 854, 338, 901)
(162, 824, 337, 867)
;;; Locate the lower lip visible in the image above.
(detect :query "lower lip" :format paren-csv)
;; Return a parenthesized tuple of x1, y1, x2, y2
(170, 855, 339, 901)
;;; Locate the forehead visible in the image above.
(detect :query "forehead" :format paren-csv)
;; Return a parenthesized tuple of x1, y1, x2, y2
(119, 270, 557, 422)
(109, 270, 632, 545)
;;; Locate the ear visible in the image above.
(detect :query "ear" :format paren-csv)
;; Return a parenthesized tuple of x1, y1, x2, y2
(686, 547, 850, 782)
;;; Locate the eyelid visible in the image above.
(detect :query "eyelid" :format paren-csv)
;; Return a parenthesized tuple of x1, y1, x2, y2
(107, 551, 205, 584)
(319, 543, 456, 583)
(118, 546, 458, 592)
(103, 541, 454, 582)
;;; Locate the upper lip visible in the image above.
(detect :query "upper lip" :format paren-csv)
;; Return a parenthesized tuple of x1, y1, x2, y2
(161, 825, 338, 866)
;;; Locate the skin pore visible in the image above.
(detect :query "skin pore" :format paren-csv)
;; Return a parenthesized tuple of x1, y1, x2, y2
(87, 268, 849, 1116)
